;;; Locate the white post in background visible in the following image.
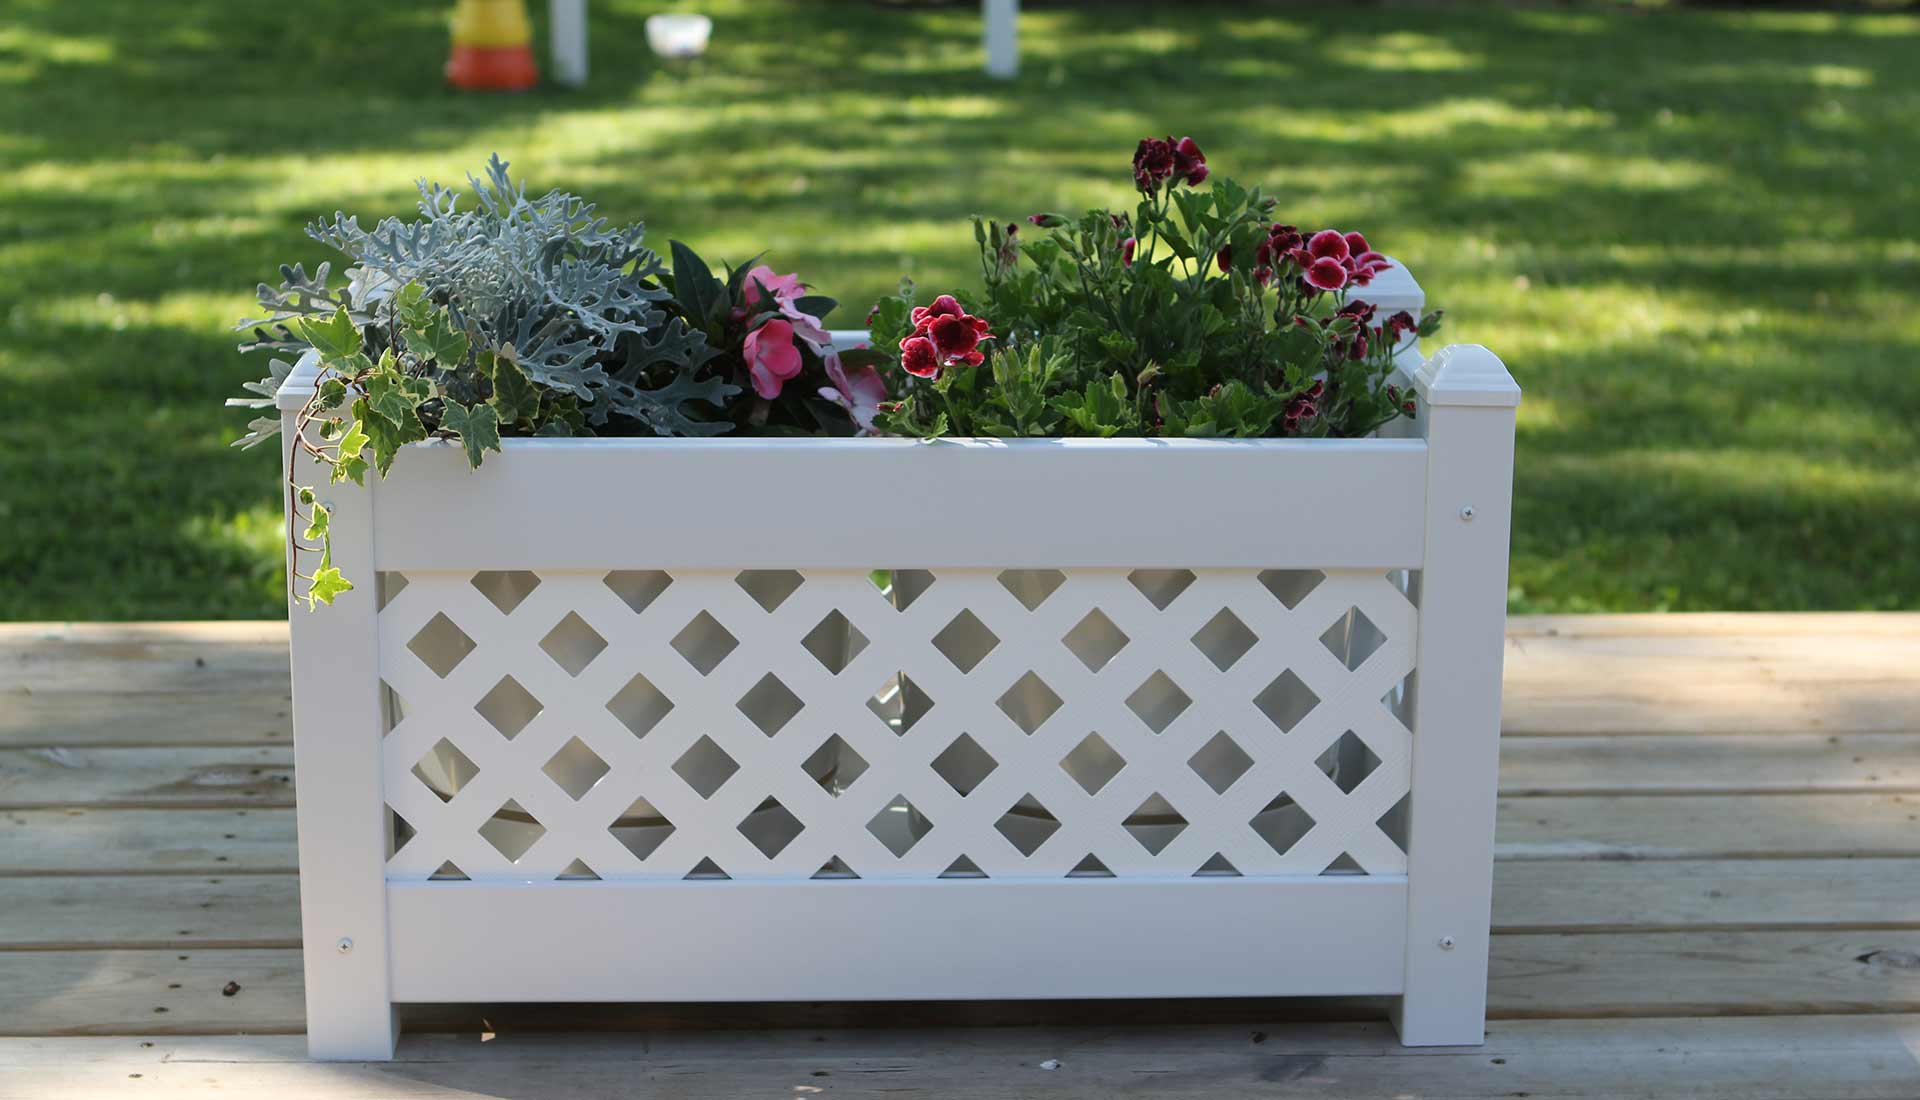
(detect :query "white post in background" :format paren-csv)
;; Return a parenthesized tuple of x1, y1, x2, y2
(551, 0, 589, 86)
(1391, 344, 1520, 1046)
(278, 379, 399, 1061)
(984, 0, 1018, 78)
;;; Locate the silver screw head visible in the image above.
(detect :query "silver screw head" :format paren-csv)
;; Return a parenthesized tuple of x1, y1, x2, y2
(1460, 506, 1476, 521)
(1439, 935, 1456, 950)
(337, 937, 354, 954)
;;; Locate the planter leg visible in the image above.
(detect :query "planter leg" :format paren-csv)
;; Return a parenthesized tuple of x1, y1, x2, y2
(282, 408, 400, 1061)
(1391, 344, 1519, 1048)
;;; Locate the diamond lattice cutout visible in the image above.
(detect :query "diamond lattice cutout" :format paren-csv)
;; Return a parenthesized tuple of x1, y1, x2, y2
(671, 611, 739, 676)
(543, 737, 610, 800)
(998, 569, 1065, 611)
(1259, 569, 1323, 609)
(868, 795, 927, 856)
(1125, 793, 1187, 855)
(931, 733, 999, 796)
(1322, 607, 1386, 672)
(389, 808, 416, 858)
(739, 673, 805, 737)
(411, 738, 478, 803)
(804, 734, 868, 795)
(884, 569, 934, 610)
(376, 571, 409, 612)
(407, 612, 475, 678)
(741, 797, 805, 858)
(1190, 731, 1255, 795)
(1061, 733, 1124, 795)
(610, 799, 675, 860)
(1324, 730, 1382, 794)
(868, 674, 932, 736)
(471, 570, 541, 615)
(1252, 798, 1316, 856)
(737, 570, 804, 612)
(605, 570, 672, 614)
(1192, 608, 1258, 672)
(673, 735, 739, 799)
(933, 609, 1000, 674)
(607, 673, 674, 739)
(380, 680, 407, 736)
(1196, 852, 1241, 876)
(479, 800, 545, 862)
(474, 676, 542, 739)
(997, 671, 1064, 734)
(540, 612, 607, 677)
(995, 796, 1059, 856)
(1128, 569, 1195, 610)
(1253, 669, 1320, 733)
(1068, 853, 1114, 877)
(1125, 670, 1192, 734)
(802, 610, 868, 675)
(1062, 609, 1129, 672)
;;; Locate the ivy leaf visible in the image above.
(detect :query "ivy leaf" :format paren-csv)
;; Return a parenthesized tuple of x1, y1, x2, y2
(486, 351, 541, 426)
(409, 312, 470, 366)
(301, 500, 330, 543)
(394, 282, 433, 330)
(315, 377, 349, 411)
(298, 307, 361, 361)
(439, 400, 501, 468)
(307, 566, 354, 607)
(332, 418, 371, 484)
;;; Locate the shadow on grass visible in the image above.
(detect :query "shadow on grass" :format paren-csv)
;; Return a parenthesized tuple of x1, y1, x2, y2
(0, 0, 1916, 616)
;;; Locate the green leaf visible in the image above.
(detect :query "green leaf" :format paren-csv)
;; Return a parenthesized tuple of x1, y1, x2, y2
(486, 352, 541, 426)
(394, 282, 433, 330)
(333, 418, 371, 484)
(669, 239, 727, 327)
(298, 307, 361, 361)
(412, 312, 471, 366)
(793, 295, 837, 323)
(439, 400, 501, 468)
(314, 377, 349, 411)
(307, 566, 354, 607)
(301, 500, 330, 543)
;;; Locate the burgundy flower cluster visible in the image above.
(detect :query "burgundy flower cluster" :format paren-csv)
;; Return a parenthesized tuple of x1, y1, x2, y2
(1251, 225, 1390, 291)
(1133, 135, 1208, 193)
(899, 294, 992, 379)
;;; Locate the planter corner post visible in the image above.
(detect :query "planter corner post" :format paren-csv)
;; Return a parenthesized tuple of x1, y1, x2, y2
(1391, 343, 1520, 1046)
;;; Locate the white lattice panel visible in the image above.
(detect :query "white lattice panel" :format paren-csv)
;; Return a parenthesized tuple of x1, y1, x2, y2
(376, 566, 1416, 884)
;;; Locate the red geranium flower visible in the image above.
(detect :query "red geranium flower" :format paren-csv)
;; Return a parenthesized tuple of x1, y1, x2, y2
(1305, 256, 1348, 290)
(1133, 137, 1174, 192)
(900, 336, 940, 379)
(1173, 136, 1208, 186)
(1121, 236, 1137, 267)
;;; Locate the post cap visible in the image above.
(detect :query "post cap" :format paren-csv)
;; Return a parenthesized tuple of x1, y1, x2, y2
(1415, 344, 1520, 408)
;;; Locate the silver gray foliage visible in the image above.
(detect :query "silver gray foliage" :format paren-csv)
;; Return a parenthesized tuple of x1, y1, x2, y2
(235, 155, 733, 444)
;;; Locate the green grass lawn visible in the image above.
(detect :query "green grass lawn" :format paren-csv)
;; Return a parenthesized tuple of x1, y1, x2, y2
(2, 0, 1916, 619)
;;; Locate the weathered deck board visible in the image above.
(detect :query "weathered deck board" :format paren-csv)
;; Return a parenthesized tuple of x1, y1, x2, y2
(10, 858, 1917, 951)
(6, 731, 1914, 813)
(13, 790, 1917, 877)
(0, 747, 295, 810)
(9, 930, 1920, 1036)
(0, 808, 295, 875)
(0, 691, 290, 749)
(8, 1017, 1920, 1100)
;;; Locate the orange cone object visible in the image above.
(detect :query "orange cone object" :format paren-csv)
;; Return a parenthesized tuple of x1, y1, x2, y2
(447, 0, 539, 91)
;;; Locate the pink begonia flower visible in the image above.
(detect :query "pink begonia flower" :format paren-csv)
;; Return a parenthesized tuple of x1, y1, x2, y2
(818, 350, 888, 435)
(742, 264, 831, 350)
(1121, 236, 1137, 266)
(744, 318, 803, 399)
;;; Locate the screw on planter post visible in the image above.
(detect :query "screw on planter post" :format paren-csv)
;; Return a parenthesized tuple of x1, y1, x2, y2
(1439, 936, 1456, 950)
(1459, 506, 1476, 521)
(337, 937, 354, 954)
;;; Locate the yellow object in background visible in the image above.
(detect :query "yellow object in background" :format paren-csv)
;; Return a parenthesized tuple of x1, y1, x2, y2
(447, 0, 538, 91)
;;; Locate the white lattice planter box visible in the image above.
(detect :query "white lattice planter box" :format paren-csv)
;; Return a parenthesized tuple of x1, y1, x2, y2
(277, 265, 1519, 1060)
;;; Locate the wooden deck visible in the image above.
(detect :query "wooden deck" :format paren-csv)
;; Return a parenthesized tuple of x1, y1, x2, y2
(2, 613, 1918, 1097)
